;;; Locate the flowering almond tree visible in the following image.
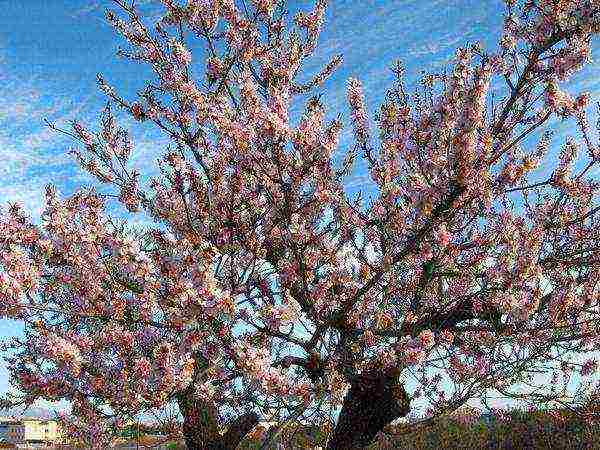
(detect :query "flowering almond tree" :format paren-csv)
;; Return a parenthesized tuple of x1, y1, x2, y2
(3, 0, 600, 449)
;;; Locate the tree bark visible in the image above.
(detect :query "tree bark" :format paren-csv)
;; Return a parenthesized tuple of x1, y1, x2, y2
(326, 367, 410, 450)
(220, 411, 260, 449)
(176, 390, 259, 450)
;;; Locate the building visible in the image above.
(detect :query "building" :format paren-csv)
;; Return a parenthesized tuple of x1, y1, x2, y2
(0, 422, 9, 442)
(23, 418, 61, 444)
(1, 421, 23, 444)
(0, 417, 62, 447)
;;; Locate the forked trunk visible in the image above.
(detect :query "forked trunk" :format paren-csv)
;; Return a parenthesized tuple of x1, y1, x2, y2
(326, 367, 410, 450)
(176, 390, 259, 450)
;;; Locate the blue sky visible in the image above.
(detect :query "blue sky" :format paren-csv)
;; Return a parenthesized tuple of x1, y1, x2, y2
(1, 0, 600, 418)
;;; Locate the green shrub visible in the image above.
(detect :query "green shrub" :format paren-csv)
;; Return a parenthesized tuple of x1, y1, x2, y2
(369, 405, 600, 449)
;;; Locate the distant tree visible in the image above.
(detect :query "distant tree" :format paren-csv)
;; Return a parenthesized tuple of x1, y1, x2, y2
(3, 0, 600, 449)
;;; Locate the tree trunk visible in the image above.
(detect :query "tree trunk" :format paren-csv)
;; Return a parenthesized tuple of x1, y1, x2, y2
(326, 367, 410, 450)
(220, 411, 260, 449)
(176, 390, 259, 450)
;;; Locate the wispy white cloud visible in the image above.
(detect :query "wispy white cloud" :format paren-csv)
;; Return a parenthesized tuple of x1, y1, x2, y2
(0, 48, 100, 218)
(408, 32, 467, 58)
(71, 0, 161, 21)
(70, 1, 103, 18)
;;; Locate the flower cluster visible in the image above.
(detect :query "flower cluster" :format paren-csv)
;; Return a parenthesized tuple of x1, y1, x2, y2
(3, 0, 600, 448)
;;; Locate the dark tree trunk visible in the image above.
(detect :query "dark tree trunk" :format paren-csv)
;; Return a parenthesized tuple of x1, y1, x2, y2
(326, 367, 410, 450)
(176, 390, 258, 450)
(220, 411, 260, 449)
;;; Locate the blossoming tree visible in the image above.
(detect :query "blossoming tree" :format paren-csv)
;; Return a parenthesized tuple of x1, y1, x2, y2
(3, 0, 600, 448)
